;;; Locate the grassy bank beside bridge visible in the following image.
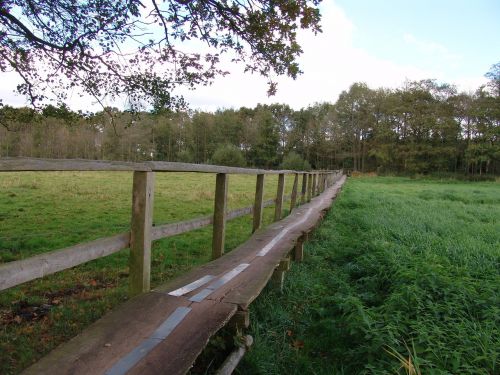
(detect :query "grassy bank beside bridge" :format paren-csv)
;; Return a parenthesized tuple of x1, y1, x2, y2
(239, 176, 499, 374)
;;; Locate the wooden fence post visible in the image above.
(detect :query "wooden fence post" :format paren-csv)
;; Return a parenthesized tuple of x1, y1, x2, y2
(294, 236, 305, 262)
(300, 173, 307, 204)
(307, 173, 313, 202)
(274, 173, 285, 221)
(129, 171, 155, 297)
(212, 173, 228, 259)
(252, 174, 265, 233)
(312, 173, 317, 197)
(290, 173, 299, 212)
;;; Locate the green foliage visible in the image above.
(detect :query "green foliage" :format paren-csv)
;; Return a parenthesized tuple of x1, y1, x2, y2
(0, 0, 321, 111)
(240, 177, 500, 374)
(281, 151, 311, 171)
(211, 144, 246, 167)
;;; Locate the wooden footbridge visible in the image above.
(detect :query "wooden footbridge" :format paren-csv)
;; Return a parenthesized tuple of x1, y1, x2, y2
(0, 158, 345, 374)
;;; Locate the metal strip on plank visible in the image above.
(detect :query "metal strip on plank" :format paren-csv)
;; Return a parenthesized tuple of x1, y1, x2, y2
(150, 307, 192, 339)
(257, 208, 314, 257)
(104, 306, 191, 375)
(189, 263, 250, 302)
(188, 288, 213, 303)
(167, 275, 215, 297)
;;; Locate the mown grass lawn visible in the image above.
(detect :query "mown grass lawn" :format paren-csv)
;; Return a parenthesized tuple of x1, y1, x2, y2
(238, 176, 499, 375)
(0, 171, 297, 374)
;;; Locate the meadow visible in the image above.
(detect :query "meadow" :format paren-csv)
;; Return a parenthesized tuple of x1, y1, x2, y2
(238, 176, 499, 374)
(0, 171, 297, 374)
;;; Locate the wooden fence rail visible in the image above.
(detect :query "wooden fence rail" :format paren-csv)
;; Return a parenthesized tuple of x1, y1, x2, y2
(0, 157, 342, 295)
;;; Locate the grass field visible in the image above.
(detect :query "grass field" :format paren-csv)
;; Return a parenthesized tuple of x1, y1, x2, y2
(0, 171, 297, 374)
(237, 176, 499, 374)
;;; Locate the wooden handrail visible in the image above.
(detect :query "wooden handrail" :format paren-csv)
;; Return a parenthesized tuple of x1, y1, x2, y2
(0, 157, 333, 175)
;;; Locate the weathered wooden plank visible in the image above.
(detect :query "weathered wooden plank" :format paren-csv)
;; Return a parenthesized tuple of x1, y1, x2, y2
(22, 293, 190, 375)
(0, 157, 151, 171)
(0, 157, 341, 175)
(129, 171, 155, 297)
(0, 233, 130, 291)
(152, 216, 212, 241)
(212, 173, 228, 259)
(290, 173, 299, 212)
(252, 174, 265, 233)
(148, 161, 299, 175)
(128, 299, 237, 375)
(274, 173, 285, 221)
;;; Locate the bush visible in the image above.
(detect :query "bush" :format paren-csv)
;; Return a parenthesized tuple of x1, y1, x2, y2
(210, 144, 246, 167)
(281, 151, 311, 171)
(176, 149, 195, 163)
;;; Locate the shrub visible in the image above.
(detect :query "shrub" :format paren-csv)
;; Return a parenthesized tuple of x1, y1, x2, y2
(210, 144, 246, 167)
(176, 149, 195, 163)
(281, 151, 311, 171)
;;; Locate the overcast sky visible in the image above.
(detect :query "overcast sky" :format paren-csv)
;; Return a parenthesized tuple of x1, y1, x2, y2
(1, 0, 499, 112)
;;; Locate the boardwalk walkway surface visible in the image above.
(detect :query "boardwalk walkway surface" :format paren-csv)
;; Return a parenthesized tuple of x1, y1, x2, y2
(23, 176, 346, 375)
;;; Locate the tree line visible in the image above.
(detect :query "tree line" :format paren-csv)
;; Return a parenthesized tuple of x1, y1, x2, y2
(1, 65, 499, 176)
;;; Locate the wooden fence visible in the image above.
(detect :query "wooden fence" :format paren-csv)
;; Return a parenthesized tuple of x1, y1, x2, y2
(0, 157, 341, 296)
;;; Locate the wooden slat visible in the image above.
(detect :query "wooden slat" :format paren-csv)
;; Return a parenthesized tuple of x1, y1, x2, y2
(129, 171, 155, 297)
(0, 233, 130, 291)
(152, 197, 279, 241)
(226, 206, 252, 221)
(0, 157, 151, 171)
(152, 217, 212, 241)
(212, 173, 228, 259)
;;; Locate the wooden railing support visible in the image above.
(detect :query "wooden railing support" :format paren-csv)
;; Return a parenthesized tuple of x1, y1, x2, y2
(129, 171, 155, 297)
(212, 173, 228, 259)
(274, 173, 285, 221)
(312, 173, 317, 197)
(307, 173, 313, 202)
(271, 257, 290, 292)
(252, 174, 265, 233)
(294, 236, 305, 262)
(300, 173, 307, 204)
(290, 173, 299, 212)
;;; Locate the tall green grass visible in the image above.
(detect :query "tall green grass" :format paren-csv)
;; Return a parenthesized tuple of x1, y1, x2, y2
(239, 176, 499, 374)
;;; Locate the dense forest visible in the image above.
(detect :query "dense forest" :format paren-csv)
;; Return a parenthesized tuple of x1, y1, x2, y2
(1, 68, 499, 176)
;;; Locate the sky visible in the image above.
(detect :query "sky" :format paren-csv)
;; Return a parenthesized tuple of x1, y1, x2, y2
(1, 0, 499, 112)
